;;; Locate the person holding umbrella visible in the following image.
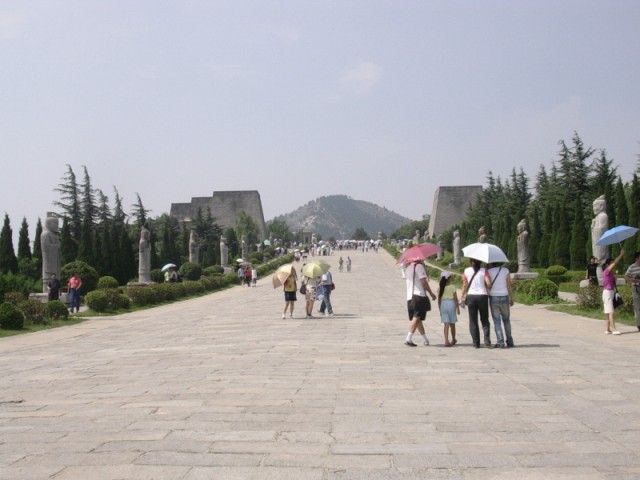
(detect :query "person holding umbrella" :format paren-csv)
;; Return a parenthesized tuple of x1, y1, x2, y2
(461, 258, 492, 348)
(602, 249, 624, 335)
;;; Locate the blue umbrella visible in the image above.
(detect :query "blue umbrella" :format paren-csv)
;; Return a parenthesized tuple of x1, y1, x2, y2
(596, 225, 639, 246)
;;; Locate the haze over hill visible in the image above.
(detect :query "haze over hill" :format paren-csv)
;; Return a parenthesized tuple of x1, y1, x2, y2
(272, 195, 412, 239)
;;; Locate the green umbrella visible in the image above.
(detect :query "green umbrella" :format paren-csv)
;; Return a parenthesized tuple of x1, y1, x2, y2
(302, 260, 330, 278)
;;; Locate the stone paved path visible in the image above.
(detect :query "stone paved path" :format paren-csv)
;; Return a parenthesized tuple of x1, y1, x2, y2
(1, 250, 639, 479)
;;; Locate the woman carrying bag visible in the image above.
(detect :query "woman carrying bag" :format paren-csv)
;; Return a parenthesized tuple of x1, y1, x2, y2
(602, 249, 624, 335)
(461, 258, 492, 348)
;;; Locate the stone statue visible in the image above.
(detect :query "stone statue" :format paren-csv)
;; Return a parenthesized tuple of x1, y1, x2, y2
(423, 230, 429, 243)
(188, 229, 200, 264)
(311, 233, 317, 245)
(516, 219, 530, 273)
(377, 232, 383, 241)
(591, 195, 609, 263)
(436, 240, 443, 261)
(478, 226, 487, 243)
(413, 229, 421, 245)
(452, 230, 461, 265)
(241, 234, 248, 259)
(220, 236, 229, 266)
(41, 215, 60, 293)
(138, 224, 151, 283)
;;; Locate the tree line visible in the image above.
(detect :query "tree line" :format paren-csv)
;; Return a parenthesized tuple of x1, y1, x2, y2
(441, 132, 640, 270)
(0, 165, 263, 285)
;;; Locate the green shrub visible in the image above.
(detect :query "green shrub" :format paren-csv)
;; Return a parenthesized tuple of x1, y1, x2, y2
(85, 290, 109, 312)
(249, 252, 264, 264)
(0, 302, 25, 329)
(528, 278, 559, 300)
(97, 276, 119, 289)
(576, 284, 601, 310)
(183, 280, 205, 296)
(203, 266, 224, 277)
(616, 285, 634, 316)
(18, 299, 47, 325)
(45, 300, 69, 320)
(3, 291, 26, 305)
(504, 261, 518, 273)
(18, 257, 40, 280)
(61, 261, 99, 295)
(127, 286, 154, 306)
(150, 283, 175, 302)
(545, 274, 570, 286)
(546, 265, 568, 276)
(150, 269, 164, 283)
(179, 262, 202, 280)
(512, 279, 534, 295)
(0, 272, 37, 300)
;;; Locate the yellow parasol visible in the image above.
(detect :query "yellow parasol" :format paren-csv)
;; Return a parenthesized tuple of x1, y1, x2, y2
(302, 260, 330, 278)
(272, 264, 295, 289)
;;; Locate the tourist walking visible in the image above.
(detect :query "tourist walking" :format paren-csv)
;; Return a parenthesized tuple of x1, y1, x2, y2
(67, 272, 82, 313)
(318, 270, 334, 316)
(301, 276, 319, 319)
(282, 267, 297, 319)
(487, 262, 514, 348)
(244, 266, 252, 287)
(624, 251, 640, 332)
(602, 249, 624, 335)
(403, 261, 437, 347)
(346, 256, 352, 272)
(338, 256, 344, 272)
(237, 265, 244, 285)
(251, 267, 258, 287)
(437, 271, 459, 347)
(47, 273, 61, 301)
(461, 259, 492, 348)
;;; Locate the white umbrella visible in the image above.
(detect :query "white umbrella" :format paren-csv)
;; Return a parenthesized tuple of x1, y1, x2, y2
(462, 243, 508, 264)
(161, 263, 177, 272)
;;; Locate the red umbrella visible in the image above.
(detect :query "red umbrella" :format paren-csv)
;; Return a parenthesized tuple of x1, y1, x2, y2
(397, 243, 441, 265)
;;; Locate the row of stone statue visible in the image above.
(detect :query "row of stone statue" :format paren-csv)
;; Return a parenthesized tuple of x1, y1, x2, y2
(40, 214, 250, 289)
(413, 195, 611, 273)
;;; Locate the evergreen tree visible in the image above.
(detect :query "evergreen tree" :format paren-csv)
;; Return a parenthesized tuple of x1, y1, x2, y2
(538, 204, 553, 267)
(625, 174, 640, 265)
(33, 217, 43, 273)
(590, 150, 617, 224)
(59, 216, 75, 265)
(131, 193, 150, 228)
(224, 227, 239, 259)
(17, 217, 32, 260)
(179, 222, 190, 264)
(119, 225, 136, 284)
(54, 164, 81, 257)
(553, 206, 570, 267)
(158, 215, 180, 265)
(611, 177, 630, 259)
(77, 166, 96, 266)
(95, 189, 112, 275)
(235, 211, 260, 251)
(0, 214, 18, 274)
(570, 196, 587, 270)
(527, 203, 541, 267)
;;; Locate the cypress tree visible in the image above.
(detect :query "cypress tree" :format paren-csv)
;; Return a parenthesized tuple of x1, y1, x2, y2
(0, 214, 18, 274)
(120, 225, 136, 283)
(180, 222, 190, 264)
(54, 165, 81, 257)
(224, 227, 239, 259)
(33, 218, 43, 273)
(528, 204, 541, 267)
(539, 204, 553, 267)
(554, 206, 570, 268)
(17, 217, 32, 260)
(624, 174, 639, 266)
(77, 166, 96, 267)
(159, 215, 180, 265)
(612, 177, 629, 259)
(570, 196, 587, 270)
(59, 217, 75, 265)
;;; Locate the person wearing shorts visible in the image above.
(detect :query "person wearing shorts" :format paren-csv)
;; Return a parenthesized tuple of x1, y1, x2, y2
(438, 271, 459, 347)
(282, 267, 297, 319)
(403, 261, 436, 347)
(602, 249, 624, 335)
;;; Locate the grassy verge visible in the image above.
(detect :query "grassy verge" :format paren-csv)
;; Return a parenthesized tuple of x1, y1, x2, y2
(547, 304, 637, 326)
(558, 282, 580, 293)
(0, 317, 86, 338)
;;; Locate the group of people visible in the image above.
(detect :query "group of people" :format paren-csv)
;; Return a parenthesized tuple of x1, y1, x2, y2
(237, 264, 258, 287)
(281, 266, 335, 319)
(403, 259, 513, 349)
(337, 256, 352, 272)
(46, 272, 82, 313)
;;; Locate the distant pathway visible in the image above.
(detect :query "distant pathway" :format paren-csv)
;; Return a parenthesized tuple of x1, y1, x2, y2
(0, 250, 639, 479)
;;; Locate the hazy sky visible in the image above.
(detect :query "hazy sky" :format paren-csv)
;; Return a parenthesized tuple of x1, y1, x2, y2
(1, 0, 639, 240)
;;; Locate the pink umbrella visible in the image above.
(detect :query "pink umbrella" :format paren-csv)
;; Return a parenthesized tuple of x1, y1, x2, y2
(397, 243, 441, 265)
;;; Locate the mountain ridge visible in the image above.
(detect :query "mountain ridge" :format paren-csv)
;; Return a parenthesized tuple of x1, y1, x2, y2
(272, 195, 412, 239)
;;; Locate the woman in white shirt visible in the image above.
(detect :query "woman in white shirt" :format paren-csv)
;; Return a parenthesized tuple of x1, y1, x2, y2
(461, 259, 492, 348)
(486, 262, 514, 348)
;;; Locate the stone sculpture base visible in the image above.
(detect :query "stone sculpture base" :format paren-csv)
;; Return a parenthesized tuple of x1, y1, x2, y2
(510, 272, 540, 281)
(448, 263, 460, 269)
(579, 278, 626, 288)
(29, 292, 68, 304)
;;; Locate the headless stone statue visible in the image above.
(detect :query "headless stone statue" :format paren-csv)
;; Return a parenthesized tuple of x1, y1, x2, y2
(41, 215, 60, 294)
(516, 219, 530, 273)
(591, 195, 609, 263)
(188, 229, 200, 264)
(138, 225, 151, 283)
(478, 226, 487, 243)
(452, 230, 461, 265)
(241, 235, 248, 259)
(220, 236, 229, 266)
(436, 240, 443, 261)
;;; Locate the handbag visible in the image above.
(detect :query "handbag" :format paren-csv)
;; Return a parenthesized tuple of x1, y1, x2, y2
(613, 289, 624, 309)
(330, 282, 335, 291)
(299, 283, 307, 295)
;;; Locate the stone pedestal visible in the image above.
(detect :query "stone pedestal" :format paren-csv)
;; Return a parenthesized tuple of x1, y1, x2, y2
(30, 292, 69, 304)
(579, 278, 626, 288)
(510, 272, 540, 281)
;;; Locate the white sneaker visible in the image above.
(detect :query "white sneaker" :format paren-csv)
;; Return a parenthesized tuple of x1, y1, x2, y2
(289, 314, 293, 318)
(423, 338, 429, 346)
(325, 312, 330, 317)
(612, 330, 621, 335)
(282, 314, 286, 319)
(605, 331, 612, 335)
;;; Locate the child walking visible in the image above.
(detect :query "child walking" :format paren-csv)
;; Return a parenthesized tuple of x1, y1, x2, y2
(438, 271, 460, 347)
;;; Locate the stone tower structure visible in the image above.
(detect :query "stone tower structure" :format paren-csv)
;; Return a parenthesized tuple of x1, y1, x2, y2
(428, 185, 482, 239)
(170, 190, 267, 240)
